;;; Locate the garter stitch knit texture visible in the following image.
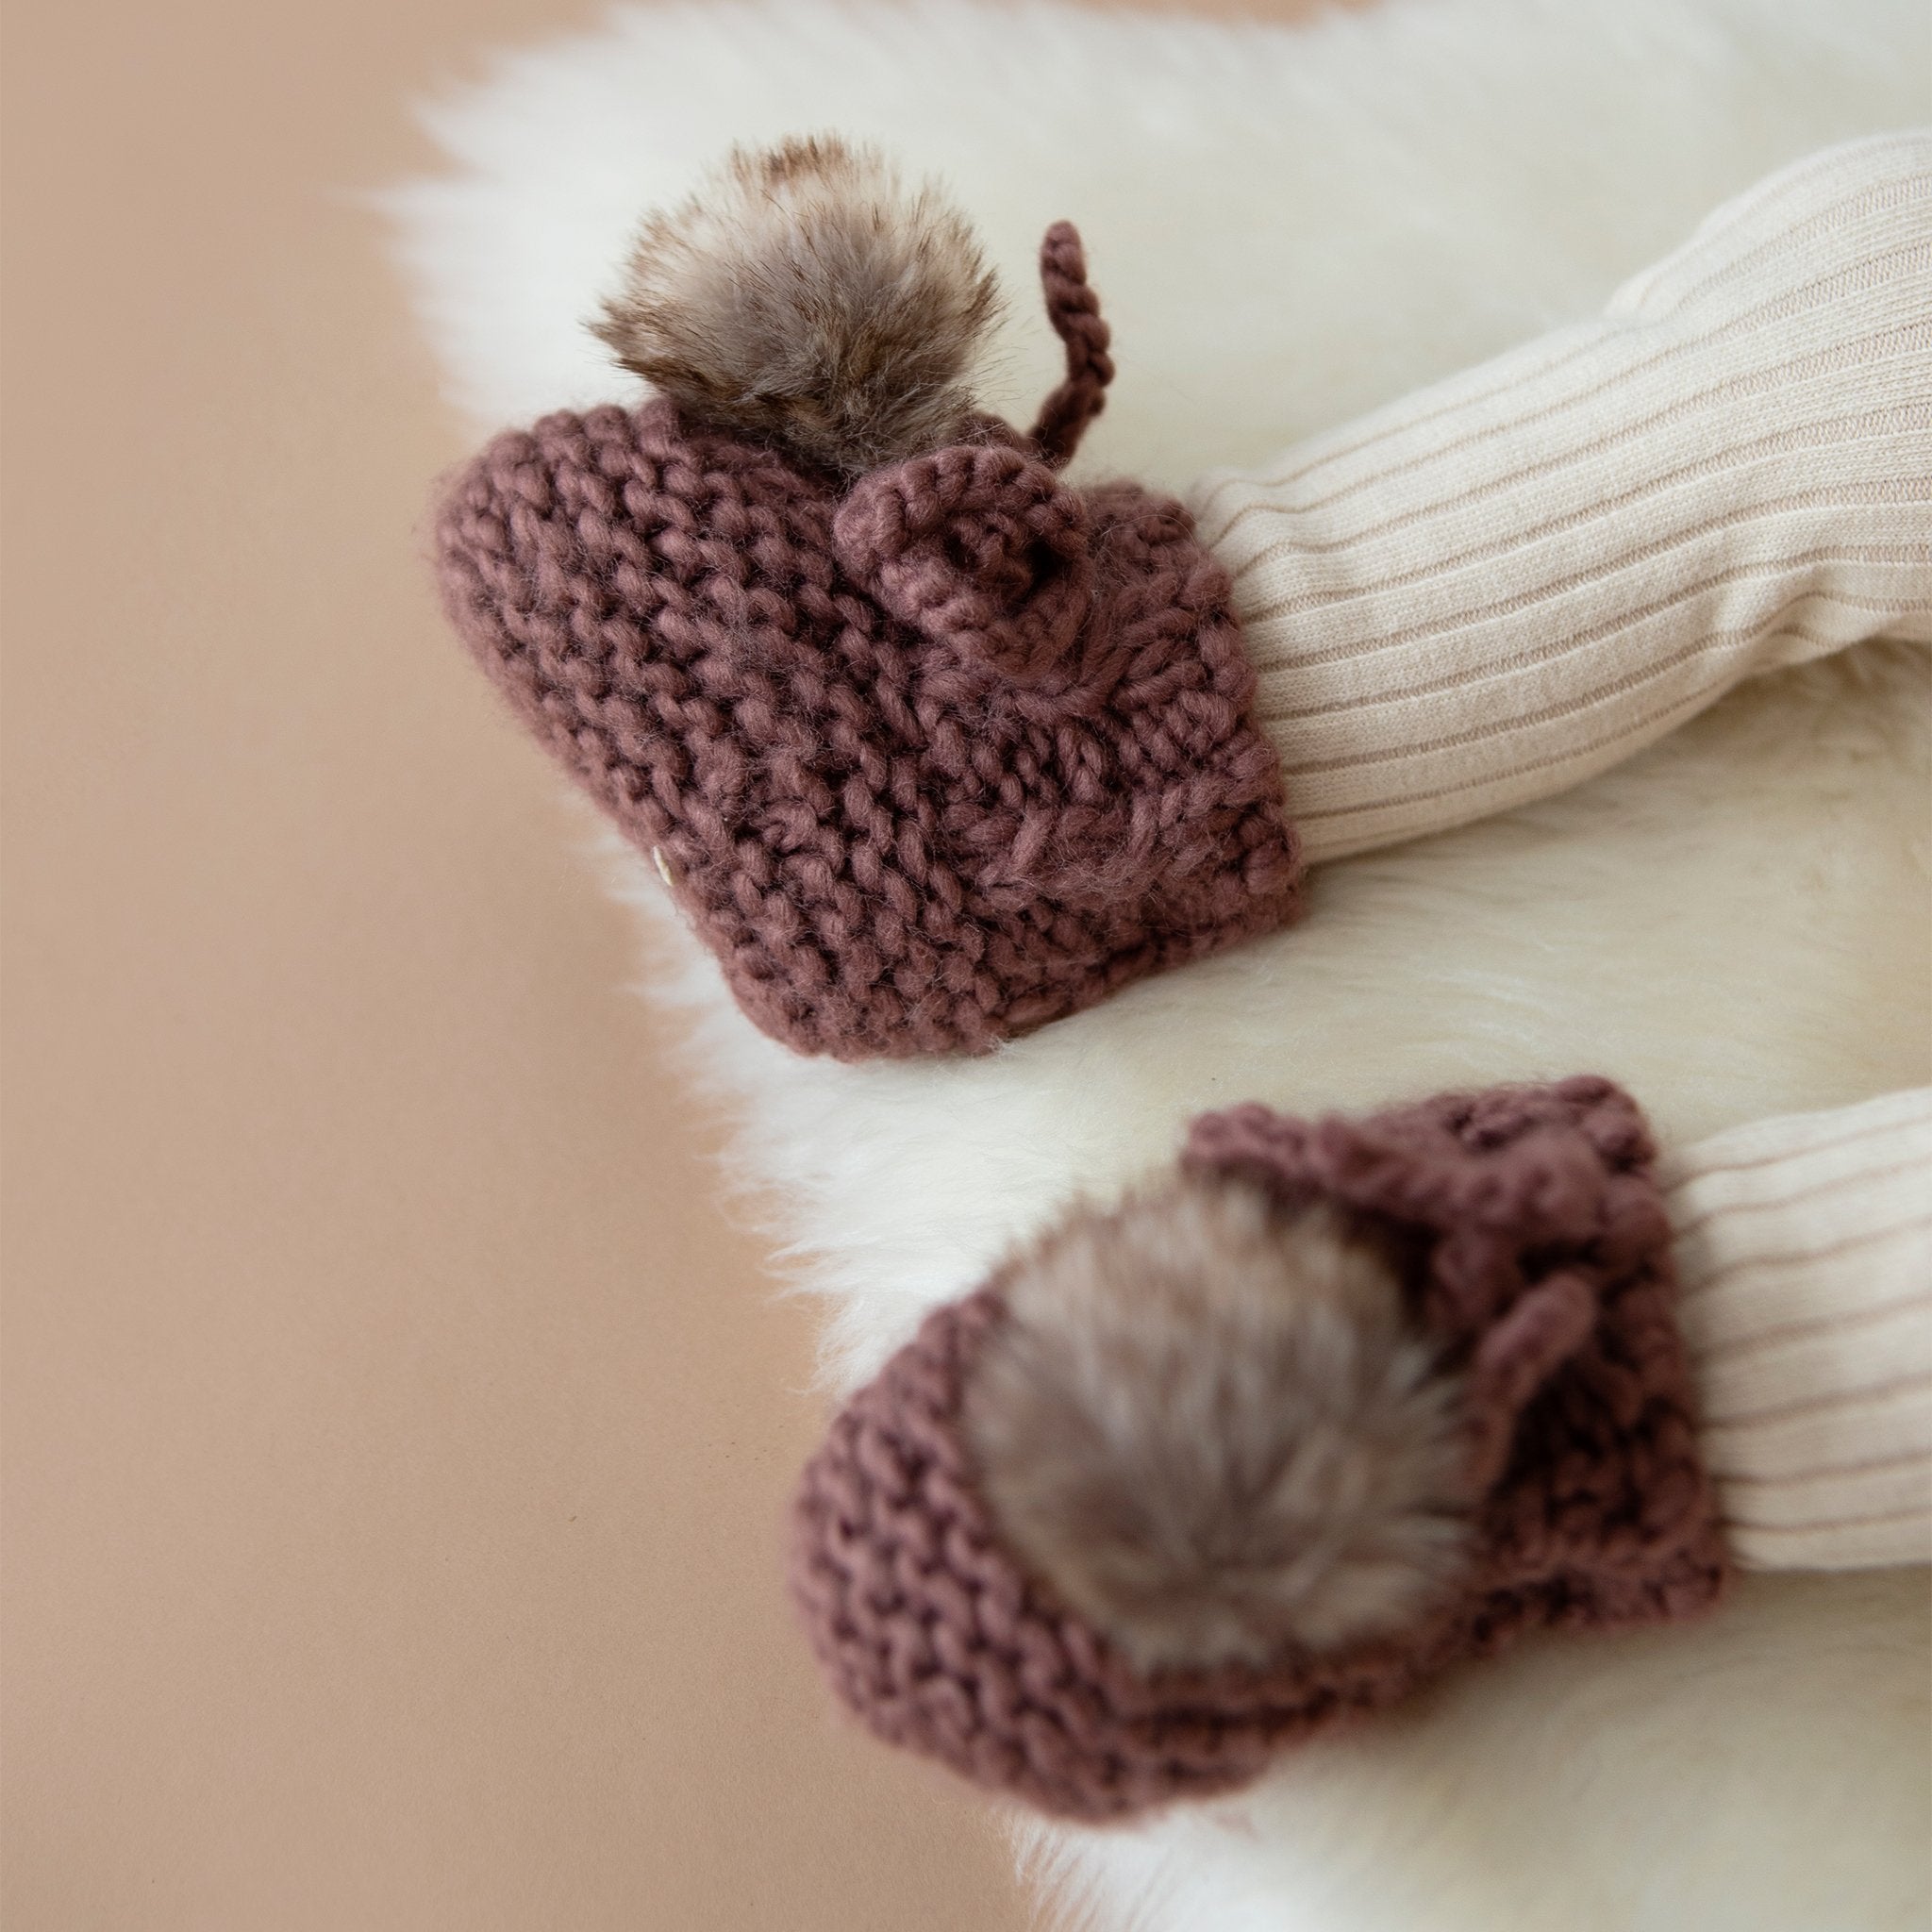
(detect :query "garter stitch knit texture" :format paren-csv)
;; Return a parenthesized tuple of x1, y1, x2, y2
(434, 225, 1301, 1059)
(789, 1077, 1727, 1820)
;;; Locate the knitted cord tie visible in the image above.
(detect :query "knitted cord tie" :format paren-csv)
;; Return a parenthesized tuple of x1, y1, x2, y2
(789, 1076, 1728, 1820)
(433, 224, 1303, 1060)
(1029, 221, 1115, 468)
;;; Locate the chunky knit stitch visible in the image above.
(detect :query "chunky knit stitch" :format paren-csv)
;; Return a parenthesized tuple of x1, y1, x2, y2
(790, 1077, 1726, 1821)
(435, 225, 1301, 1059)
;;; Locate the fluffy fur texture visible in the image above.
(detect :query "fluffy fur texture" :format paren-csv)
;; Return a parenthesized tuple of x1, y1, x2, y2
(590, 135, 1000, 474)
(964, 1178, 1470, 1673)
(391, 0, 1931, 1925)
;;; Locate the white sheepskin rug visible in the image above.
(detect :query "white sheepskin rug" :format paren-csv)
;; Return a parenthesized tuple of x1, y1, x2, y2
(390, 2, 1932, 1925)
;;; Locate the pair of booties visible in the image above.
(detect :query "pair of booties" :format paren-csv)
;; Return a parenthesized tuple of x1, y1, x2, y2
(435, 138, 1301, 1060)
(432, 146, 1736, 1821)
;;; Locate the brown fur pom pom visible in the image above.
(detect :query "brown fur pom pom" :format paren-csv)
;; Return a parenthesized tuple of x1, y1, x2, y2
(591, 136, 1002, 475)
(962, 1174, 1474, 1674)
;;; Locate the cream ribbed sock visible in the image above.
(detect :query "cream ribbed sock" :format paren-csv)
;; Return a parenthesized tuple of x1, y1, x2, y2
(1190, 131, 1932, 864)
(1663, 1089, 1932, 1572)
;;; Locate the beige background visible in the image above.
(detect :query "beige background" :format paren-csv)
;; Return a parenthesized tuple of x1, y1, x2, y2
(1, 0, 1327, 1925)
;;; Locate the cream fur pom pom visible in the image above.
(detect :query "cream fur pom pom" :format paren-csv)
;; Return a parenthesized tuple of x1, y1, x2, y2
(961, 1174, 1474, 1674)
(591, 135, 1001, 475)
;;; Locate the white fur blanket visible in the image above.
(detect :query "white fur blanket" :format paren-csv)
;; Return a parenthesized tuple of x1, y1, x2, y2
(390, 2, 1932, 1925)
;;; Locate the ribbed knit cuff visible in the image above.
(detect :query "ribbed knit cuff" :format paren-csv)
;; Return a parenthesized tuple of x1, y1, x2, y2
(1191, 132, 1932, 863)
(1664, 1088, 1932, 1571)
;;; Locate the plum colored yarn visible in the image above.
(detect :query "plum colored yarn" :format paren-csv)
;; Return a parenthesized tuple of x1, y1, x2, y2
(790, 1076, 1728, 1821)
(433, 225, 1302, 1060)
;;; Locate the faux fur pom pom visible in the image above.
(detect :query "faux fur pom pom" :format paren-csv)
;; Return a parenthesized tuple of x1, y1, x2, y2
(962, 1174, 1474, 1673)
(591, 136, 1002, 475)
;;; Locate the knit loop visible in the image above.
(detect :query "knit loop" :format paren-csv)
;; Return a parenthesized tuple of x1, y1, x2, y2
(1462, 1271, 1599, 1489)
(831, 444, 1093, 681)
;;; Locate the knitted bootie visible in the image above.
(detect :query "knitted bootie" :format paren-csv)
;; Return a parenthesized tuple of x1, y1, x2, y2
(435, 135, 1932, 1058)
(790, 1076, 1729, 1820)
(434, 139, 1301, 1060)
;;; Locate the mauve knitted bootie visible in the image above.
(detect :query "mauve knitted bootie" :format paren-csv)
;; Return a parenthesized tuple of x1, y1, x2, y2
(790, 1077, 1728, 1821)
(434, 140, 1301, 1060)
